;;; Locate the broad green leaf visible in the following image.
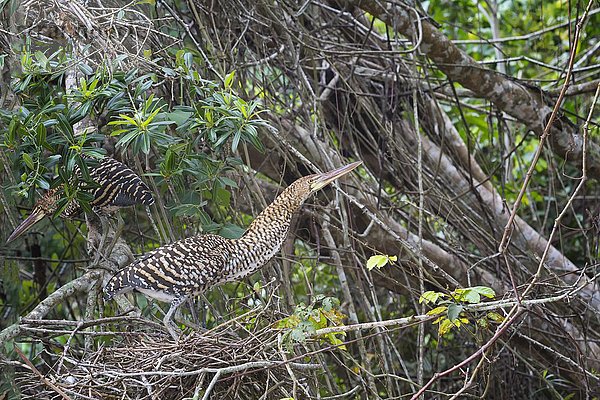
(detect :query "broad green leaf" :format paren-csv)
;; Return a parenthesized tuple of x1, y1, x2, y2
(471, 286, 496, 299)
(447, 304, 463, 321)
(460, 289, 481, 304)
(366, 254, 396, 271)
(219, 223, 245, 239)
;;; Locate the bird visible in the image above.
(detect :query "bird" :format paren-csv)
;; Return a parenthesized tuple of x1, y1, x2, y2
(103, 161, 362, 339)
(6, 156, 155, 243)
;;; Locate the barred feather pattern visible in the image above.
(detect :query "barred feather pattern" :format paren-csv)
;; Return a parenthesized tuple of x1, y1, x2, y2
(103, 175, 315, 302)
(7, 157, 155, 242)
(61, 157, 155, 217)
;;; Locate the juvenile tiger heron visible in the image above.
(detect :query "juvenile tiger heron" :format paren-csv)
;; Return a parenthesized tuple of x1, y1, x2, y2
(7, 157, 155, 243)
(104, 161, 362, 339)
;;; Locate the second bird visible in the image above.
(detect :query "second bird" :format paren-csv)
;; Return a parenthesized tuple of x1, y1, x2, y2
(7, 157, 155, 243)
(104, 161, 362, 339)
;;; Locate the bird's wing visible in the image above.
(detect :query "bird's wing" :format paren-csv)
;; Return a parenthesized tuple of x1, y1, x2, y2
(104, 235, 229, 300)
(90, 158, 155, 208)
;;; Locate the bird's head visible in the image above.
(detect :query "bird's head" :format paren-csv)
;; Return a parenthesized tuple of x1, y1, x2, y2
(6, 188, 62, 243)
(282, 161, 362, 209)
(308, 161, 362, 193)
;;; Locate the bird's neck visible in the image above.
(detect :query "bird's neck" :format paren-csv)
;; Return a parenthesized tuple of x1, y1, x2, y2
(225, 186, 307, 279)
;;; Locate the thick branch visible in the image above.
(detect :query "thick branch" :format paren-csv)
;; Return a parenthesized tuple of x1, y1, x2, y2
(352, 0, 600, 178)
(0, 270, 100, 344)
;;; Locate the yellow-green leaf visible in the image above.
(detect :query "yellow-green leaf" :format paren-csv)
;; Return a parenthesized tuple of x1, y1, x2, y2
(438, 318, 454, 336)
(487, 312, 504, 323)
(419, 291, 444, 304)
(426, 306, 448, 316)
(224, 70, 236, 89)
(471, 286, 496, 299)
(366, 254, 396, 271)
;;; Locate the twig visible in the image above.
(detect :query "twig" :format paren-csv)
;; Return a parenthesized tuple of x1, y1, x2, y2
(410, 306, 526, 399)
(14, 346, 72, 400)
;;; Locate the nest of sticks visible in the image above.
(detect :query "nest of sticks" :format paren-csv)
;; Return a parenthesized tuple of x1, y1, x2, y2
(12, 309, 322, 399)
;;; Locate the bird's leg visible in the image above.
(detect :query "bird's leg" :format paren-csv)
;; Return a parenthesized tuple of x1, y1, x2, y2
(101, 213, 124, 260)
(187, 298, 200, 328)
(164, 297, 186, 340)
(92, 214, 110, 266)
(172, 299, 201, 330)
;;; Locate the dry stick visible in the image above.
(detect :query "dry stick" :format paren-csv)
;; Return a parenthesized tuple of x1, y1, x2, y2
(0, 270, 101, 344)
(13, 346, 72, 400)
(277, 333, 305, 399)
(497, 0, 592, 261)
(414, 2, 596, 397)
(310, 287, 595, 338)
(453, 8, 600, 45)
(98, 360, 320, 378)
(412, 53, 426, 393)
(312, 314, 435, 337)
(201, 370, 222, 400)
(411, 306, 526, 400)
(269, 128, 461, 287)
(523, 81, 600, 298)
(321, 218, 379, 397)
(155, 0, 223, 81)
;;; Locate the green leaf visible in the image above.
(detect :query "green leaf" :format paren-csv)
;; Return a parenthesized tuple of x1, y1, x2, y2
(366, 254, 396, 271)
(419, 291, 444, 304)
(487, 312, 504, 323)
(447, 304, 463, 321)
(36, 177, 50, 190)
(183, 52, 193, 70)
(471, 286, 495, 299)
(438, 318, 454, 336)
(224, 70, 236, 89)
(22, 153, 34, 170)
(34, 51, 48, 69)
(219, 223, 245, 239)
(458, 289, 480, 304)
(78, 63, 94, 75)
(426, 306, 448, 316)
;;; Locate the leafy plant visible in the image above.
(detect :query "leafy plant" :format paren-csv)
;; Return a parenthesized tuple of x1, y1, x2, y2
(276, 296, 347, 351)
(419, 286, 502, 336)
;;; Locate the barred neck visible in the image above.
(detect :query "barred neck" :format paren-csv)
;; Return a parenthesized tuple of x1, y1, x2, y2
(223, 182, 310, 280)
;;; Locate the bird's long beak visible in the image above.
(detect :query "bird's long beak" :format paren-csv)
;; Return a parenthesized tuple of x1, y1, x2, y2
(310, 161, 362, 192)
(6, 209, 47, 243)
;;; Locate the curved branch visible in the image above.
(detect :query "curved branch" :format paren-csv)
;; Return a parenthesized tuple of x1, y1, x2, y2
(353, 0, 600, 178)
(0, 270, 100, 344)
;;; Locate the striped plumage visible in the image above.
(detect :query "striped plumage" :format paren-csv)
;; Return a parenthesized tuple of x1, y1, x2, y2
(6, 157, 154, 243)
(104, 161, 362, 339)
(85, 157, 155, 209)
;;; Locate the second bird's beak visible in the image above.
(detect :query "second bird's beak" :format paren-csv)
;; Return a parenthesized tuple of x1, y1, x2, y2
(6, 209, 47, 243)
(310, 161, 362, 192)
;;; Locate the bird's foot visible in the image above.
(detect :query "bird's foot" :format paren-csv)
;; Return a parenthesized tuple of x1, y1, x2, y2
(174, 317, 207, 332)
(165, 320, 182, 341)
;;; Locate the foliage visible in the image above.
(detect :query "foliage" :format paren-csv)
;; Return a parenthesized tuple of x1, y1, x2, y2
(276, 295, 347, 351)
(420, 286, 502, 336)
(1, 0, 599, 398)
(366, 254, 397, 270)
(1, 45, 271, 235)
